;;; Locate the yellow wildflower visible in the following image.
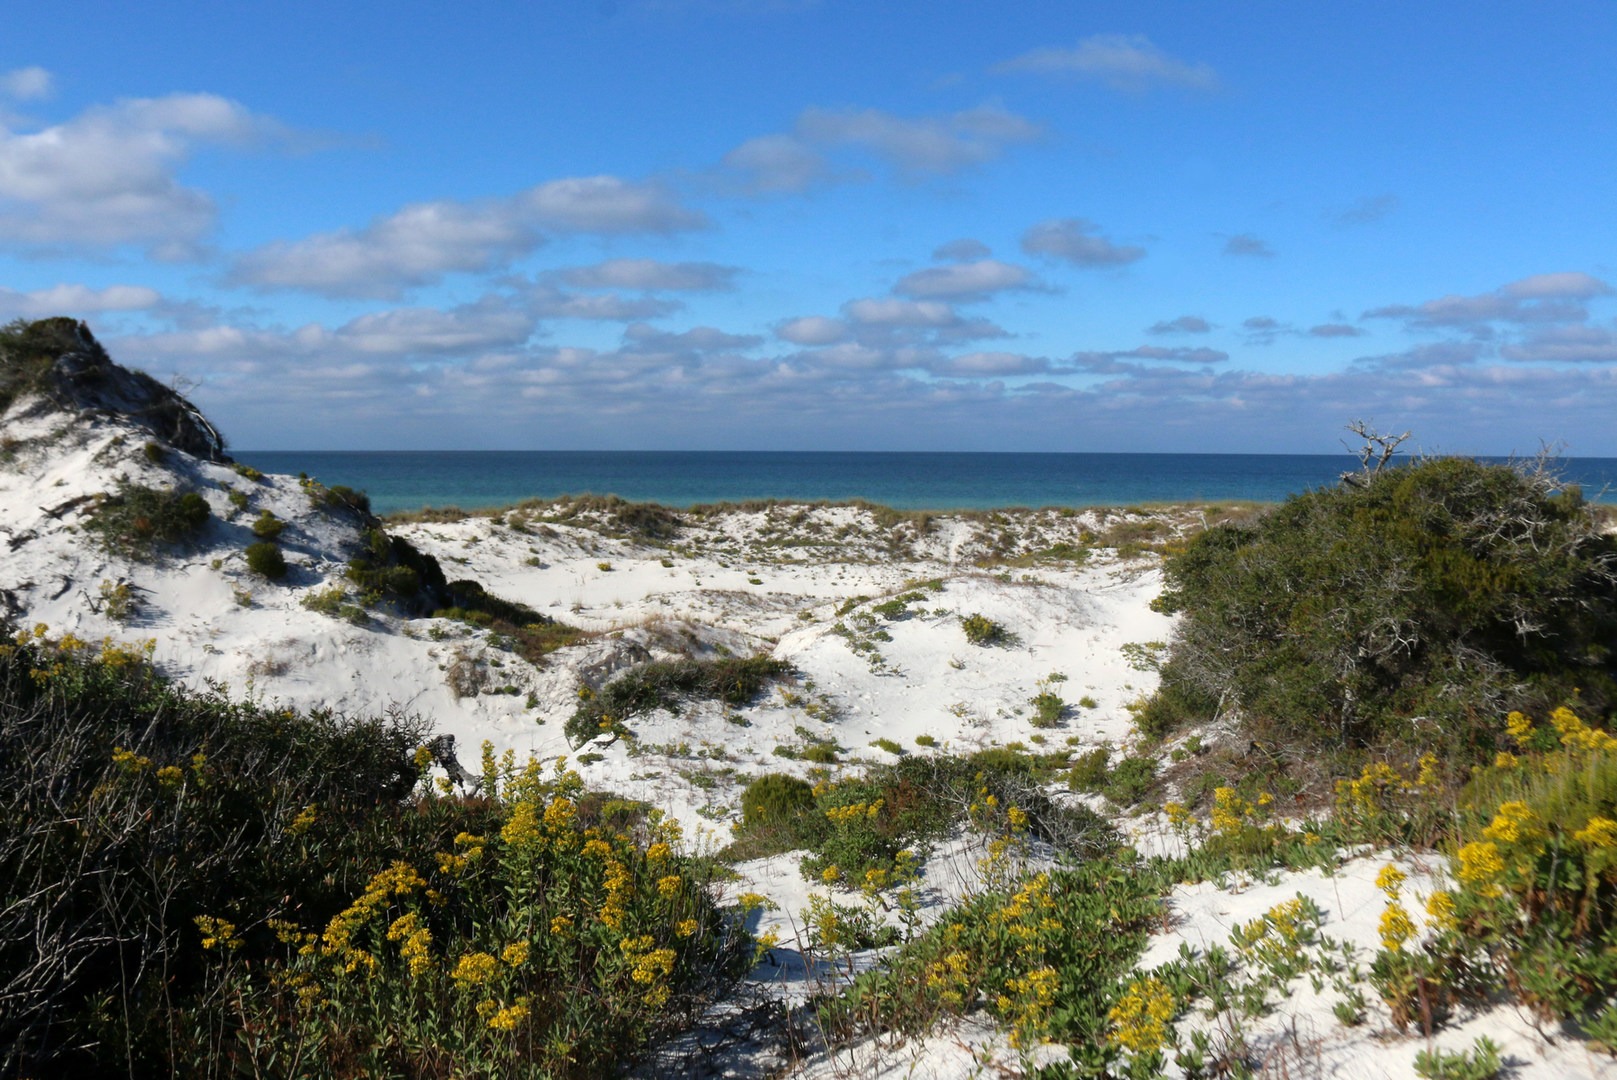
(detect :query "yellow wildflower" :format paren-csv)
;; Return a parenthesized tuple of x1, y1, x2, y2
(501, 941, 530, 967)
(451, 951, 499, 989)
(1574, 816, 1617, 848)
(1425, 890, 1457, 931)
(1505, 710, 1535, 748)
(487, 998, 530, 1032)
(1108, 976, 1174, 1055)
(1375, 863, 1407, 898)
(1378, 902, 1415, 951)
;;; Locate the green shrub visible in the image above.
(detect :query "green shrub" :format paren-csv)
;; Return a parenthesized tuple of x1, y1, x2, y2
(245, 541, 287, 580)
(0, 630, 748, 1079)
(250, 510, 284, 540)
(565, 656, 793, 746)
(320, 484, 371, 515)
(740, 773, 816, 829)
(961, 613, 1009, 646)
(871, 737, 905, 755)
(914, 734, 938, 748)
(1030, 691, 1065, 728)
(1102, 755, 1158, 806)
(86, 484, 211, 557)
(141, 440, 166, 464)
(1145, 455, 1617, 761)
(0, 316, 83, 414)
(232, 462, 265, 483)
(1067, 747, 1111, 791)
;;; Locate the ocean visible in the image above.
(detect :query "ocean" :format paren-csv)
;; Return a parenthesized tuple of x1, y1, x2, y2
(232, 450, 1617, 518)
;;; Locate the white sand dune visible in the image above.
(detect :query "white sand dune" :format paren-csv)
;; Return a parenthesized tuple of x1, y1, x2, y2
(3, 389, 1610, 1077)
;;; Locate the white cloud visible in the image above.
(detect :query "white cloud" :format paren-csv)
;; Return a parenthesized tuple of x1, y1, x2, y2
(516, 282, 682, 321)
(0, 92, 282, 253)
(1365, 272, 1613, 329)
(232, 177, 708, 298)
(721, 133, 838, 194)
(995, 34, 1219, 93)
(1309, 323, 1365, 338)
(557, 258, 737, 291)
(230, 199, 543, 299)
(844, 298, 960, 327)
(1147, 315, 1212, 335)
(796, 104, 1039, 176)
(0, 282, 161, 318)
(775, 316, 848, 345)
(1500, 325, 1617, 364)
(928, 351, 1050, 376)
(723, 104, 1039, 192)
(1070, 345, 1230, 371)
(1021, 218, 1144, 267)
(1, 66, 53, 101)
(521, 175, 706, 233)
(892, 259, 1036, 301)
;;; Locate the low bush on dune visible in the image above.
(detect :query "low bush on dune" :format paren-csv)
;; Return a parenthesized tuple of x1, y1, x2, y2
(566, 655, 793, 746)
(1139, 453, 1617, 768)
(87, 482, 212, 557)
(0, 625, 748, 1078)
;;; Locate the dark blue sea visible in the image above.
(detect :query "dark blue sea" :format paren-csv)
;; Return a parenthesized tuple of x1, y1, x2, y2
(232, 451, 1617, 518)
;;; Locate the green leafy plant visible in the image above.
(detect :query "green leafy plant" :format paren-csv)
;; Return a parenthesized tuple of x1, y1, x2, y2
(245, 541, 288, 580)
(960, 613, 1009, 646)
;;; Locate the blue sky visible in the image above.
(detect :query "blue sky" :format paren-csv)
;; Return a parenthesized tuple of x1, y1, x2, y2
(2, 1, 1615, 453)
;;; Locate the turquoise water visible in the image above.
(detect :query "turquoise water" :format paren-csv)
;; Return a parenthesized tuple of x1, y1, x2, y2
(233, 450, 1617, 517)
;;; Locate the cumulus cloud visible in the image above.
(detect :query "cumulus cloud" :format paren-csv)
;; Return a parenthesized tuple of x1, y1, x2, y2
(623, 324, 762, 352)
(844, 298, 960, 327)
(230, 200, 543, 299)
(231, 178, 708, 298)
(1020, 218, 1145, 267)
(556, 258, 737, 291)
(1070, 345, 1230, 370)
(1309, 323, 1364, 338)
(517, 283, 682, 321)
(521, 175, 707, 233)
(1500, 324, 1617, 364)
(932, 238, 991, 262)
(723, 104, 1040, 192)
(775, 315, 847, 345)
(1333, 193, 1399, 226)
(1147, 315, 1212, 335)
(0, 282, 162, 319)
(721, 133, 842, 193)
(1, 66, 53, 101)
(1223, 233, 1274, 257)
(891, 259, 1037, 301)
(0, 92, 284, 253)
(927, 351, 1050, 377)
(994, 34, 1219, 93)
(1365, 272, 1613, 330)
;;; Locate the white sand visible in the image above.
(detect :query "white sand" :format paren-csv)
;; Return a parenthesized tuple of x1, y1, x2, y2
(3, 398, 1611, 1078)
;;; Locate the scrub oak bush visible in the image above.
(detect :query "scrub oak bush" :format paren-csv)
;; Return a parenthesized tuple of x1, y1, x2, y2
(1140, 455, 1617, 761)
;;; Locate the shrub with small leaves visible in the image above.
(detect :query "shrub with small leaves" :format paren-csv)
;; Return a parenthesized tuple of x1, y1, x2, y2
(960, 613, 1008, 646)
(245, 541, 287, 580)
